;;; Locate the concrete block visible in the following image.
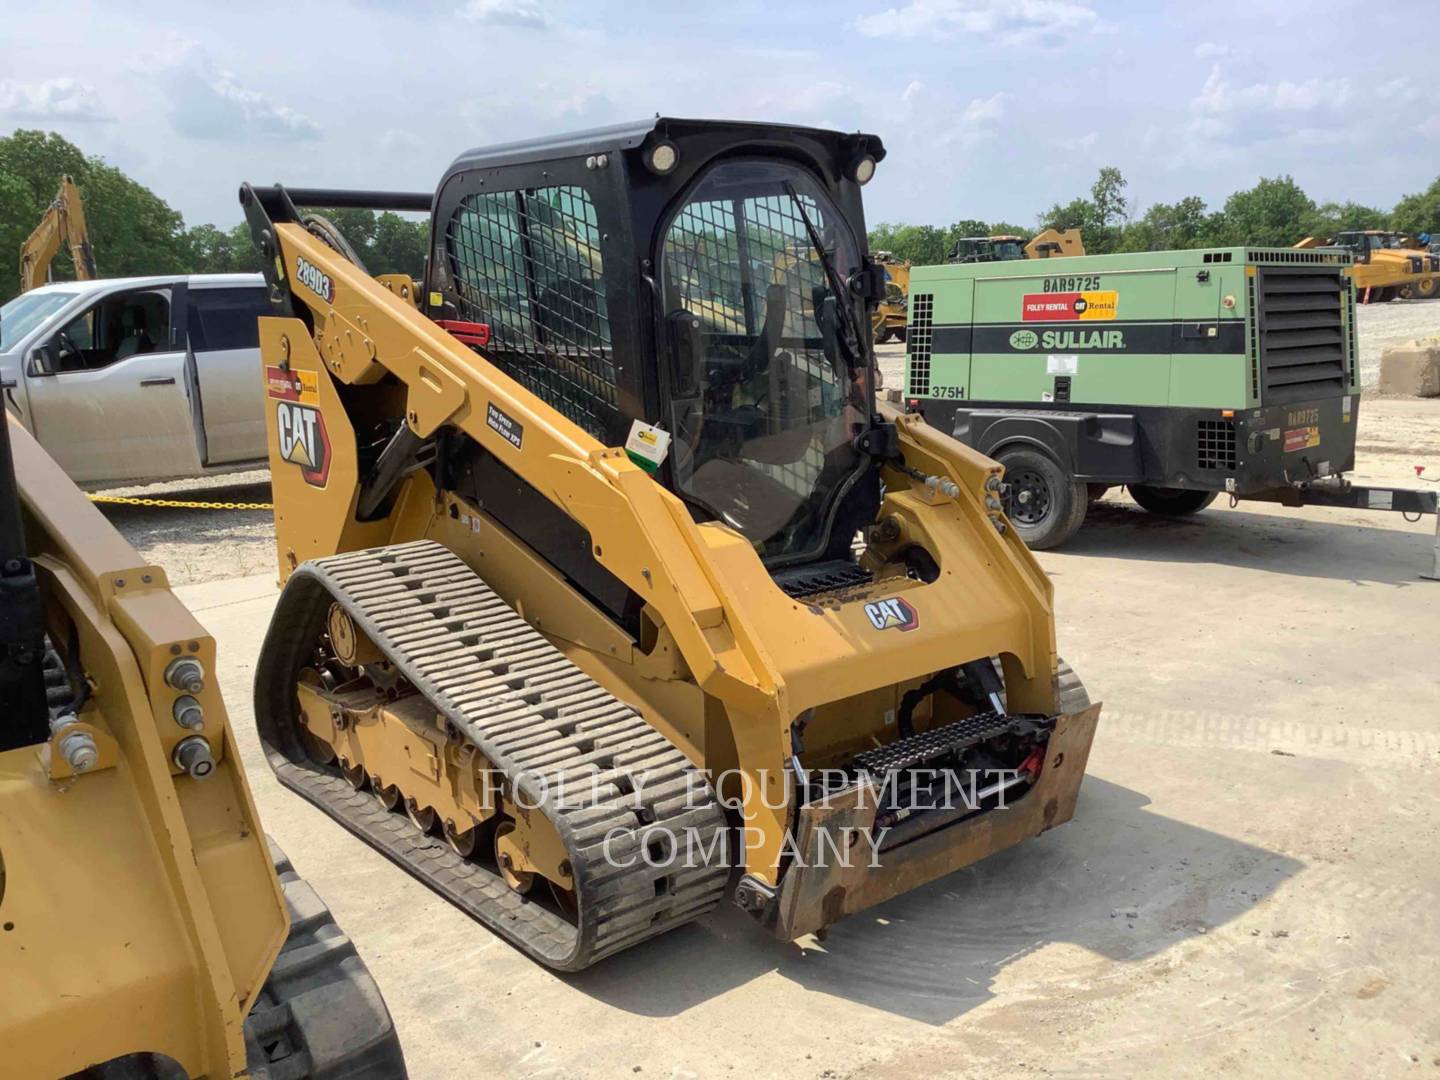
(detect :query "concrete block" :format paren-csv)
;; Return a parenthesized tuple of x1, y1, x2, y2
(1379, 341, 1440, 396)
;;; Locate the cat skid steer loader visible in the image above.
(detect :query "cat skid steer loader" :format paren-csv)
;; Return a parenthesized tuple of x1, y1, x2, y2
(240, 117, 1101, 972)
(0, 410, 404, 1078)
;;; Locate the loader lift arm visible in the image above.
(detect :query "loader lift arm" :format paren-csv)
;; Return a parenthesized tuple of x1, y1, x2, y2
(19, 175, 98, 294)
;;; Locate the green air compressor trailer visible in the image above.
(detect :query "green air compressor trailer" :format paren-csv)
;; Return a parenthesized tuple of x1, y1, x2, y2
(901, 246, 1434, 554)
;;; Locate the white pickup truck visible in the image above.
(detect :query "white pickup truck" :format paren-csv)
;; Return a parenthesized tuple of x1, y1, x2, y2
(0, 274, 271, 486)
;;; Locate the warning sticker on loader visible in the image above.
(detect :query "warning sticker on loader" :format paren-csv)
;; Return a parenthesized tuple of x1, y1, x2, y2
(1022, 290, 1119, 322)
(486, 402, 524, 450)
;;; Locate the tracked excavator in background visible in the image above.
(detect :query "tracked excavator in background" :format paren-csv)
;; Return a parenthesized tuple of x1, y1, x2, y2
(19, 175, 98, 294)
(240, 117, 1101, 972)
(0, 407, 404, 1074)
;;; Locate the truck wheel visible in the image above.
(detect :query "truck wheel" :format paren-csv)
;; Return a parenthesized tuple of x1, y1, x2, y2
(1127, 485, 1218, 516)
(1412, 277, 1439, 300)
(873, 325, 892, 344)
(998, 448, 1087, 550)
(894, 328, 906, 344)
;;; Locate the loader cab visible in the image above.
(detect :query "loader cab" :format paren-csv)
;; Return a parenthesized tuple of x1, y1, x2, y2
(428, 118, 887, 567)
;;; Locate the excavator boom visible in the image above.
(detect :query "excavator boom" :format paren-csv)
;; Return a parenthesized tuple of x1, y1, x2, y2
(18, 175, 98, 294)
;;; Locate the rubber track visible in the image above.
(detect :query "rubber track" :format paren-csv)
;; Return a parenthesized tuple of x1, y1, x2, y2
(255, 540, 729, 971)
(244, 841, 407, 1079)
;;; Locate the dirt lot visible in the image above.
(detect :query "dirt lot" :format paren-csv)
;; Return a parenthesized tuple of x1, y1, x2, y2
(97, 305, 1440, 1078)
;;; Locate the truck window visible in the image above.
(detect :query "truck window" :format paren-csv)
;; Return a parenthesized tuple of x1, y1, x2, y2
(0, 291, 76, 352)
(51, 289, 170, 373)
(187, 288, 269, 352)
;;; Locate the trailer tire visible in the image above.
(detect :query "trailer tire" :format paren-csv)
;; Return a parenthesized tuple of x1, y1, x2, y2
(1127, 485, 1218, 517)
(997, 447, 1087, 550)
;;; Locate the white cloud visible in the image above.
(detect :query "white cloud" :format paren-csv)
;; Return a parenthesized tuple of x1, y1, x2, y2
(459, 0, 549, 28)
(1193, 42, 1233, 60)
(0, 77, 112, 122)
(1376, 77, 1420, 104)
(1192, 64, 1350, 118)
(855, 0, 1098, 45)
(1060, 130, 1098, 151)
(152, 38, 321, 141)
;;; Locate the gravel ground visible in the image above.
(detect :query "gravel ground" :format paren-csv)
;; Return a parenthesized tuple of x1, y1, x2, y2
(92, 467, 275, 586)
(1356, 297, 1440, 389)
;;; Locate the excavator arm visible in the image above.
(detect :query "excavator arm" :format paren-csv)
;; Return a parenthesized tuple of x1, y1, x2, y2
(19, 175, 98, 294)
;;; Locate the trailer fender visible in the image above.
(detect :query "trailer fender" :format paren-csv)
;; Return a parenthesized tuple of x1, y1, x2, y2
(953, 409, 1141, 482)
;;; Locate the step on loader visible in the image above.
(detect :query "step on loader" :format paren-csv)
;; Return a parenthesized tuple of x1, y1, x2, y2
(240, 117, 1101, 971)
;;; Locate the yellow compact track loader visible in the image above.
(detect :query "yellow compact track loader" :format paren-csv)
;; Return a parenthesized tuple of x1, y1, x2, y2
(0, 410, 404, 1077)
(240, 117, 1100, 972)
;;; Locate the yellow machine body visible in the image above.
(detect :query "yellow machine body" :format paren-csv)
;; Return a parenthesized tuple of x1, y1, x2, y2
(244, 119, 1100, 967)
(0, 418, 285, 1078)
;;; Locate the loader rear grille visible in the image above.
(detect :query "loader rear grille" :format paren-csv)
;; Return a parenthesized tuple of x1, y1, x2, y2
(1196, 419, 1236, 471)
(1255, 266, 1348, 406)
(446, 185, 619, 441)
(907, 292, 934, 397)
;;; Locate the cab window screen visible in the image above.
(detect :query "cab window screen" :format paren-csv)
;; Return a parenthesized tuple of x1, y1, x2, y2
(446, 186, 616, 441)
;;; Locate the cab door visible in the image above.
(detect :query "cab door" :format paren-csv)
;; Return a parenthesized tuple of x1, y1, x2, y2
(24, 285, 203, 484)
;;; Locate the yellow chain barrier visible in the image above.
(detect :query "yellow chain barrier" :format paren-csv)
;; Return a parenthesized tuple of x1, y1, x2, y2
(87, 494, 273, 511)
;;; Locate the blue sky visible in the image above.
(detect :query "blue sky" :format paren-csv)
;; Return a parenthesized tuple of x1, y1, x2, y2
(1, 0, 1435, 230)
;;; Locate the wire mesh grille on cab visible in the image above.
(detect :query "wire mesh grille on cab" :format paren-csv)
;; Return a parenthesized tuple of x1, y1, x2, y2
(446, 186, 618, 441)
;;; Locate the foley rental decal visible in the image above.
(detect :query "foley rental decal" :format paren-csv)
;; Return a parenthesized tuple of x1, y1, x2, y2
(1022, 289, 1118, 322)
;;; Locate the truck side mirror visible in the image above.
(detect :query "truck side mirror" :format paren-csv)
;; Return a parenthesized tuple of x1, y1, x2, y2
(25, 345, 55, 377)
(666, 310, 703, 397)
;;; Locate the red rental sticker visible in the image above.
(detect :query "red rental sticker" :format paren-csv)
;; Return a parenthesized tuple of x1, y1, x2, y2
(1022, 292, 1082, 321)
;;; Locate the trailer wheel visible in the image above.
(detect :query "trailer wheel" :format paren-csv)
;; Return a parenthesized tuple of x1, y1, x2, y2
(998, 448, 1087, 550)
(1127, 485, 1218, 517)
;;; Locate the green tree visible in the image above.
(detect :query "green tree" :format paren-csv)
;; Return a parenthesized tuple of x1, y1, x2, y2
(0, 129, 189, 301)
(1391, 176, 1440, 238)
(1038, 196, 1094, 235)
(1213, 176, 1317, 247)
(1089, 166, 1128, 252)
(1311, 201, 1388, 235)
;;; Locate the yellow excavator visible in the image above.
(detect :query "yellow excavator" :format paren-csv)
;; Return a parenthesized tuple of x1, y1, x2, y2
(0, 407, 405, 1075)
(18, 175, 98, 294)
(239, 118, 1100, 971)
